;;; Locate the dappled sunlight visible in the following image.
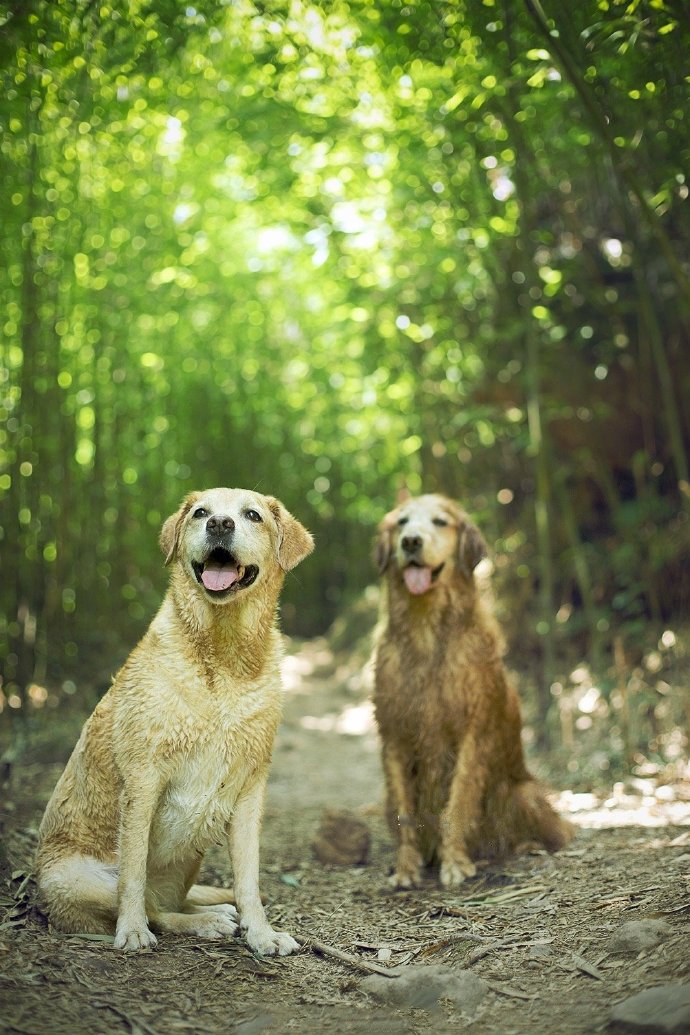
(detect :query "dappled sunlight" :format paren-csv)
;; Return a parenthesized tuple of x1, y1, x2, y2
(299, 700, 376, 738)
(557, 769, 690, 829)
(280, 644, 334, 694)
(545, 630, 688, 779)
(0, 2, 688, 1030)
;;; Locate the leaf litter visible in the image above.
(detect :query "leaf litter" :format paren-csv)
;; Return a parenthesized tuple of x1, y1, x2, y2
(0, 638, 688, 1034)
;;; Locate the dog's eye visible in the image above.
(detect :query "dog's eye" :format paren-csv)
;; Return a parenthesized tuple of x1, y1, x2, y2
(432, 517, 448, 527)
(193, 507, 208, 519)
(397, 516, 409, 527)
(245, 509, 263, 523)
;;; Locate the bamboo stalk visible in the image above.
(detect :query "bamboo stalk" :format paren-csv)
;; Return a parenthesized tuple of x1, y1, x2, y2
(633, 268, 690, 520)
(523, 0, 690, 310)
(554, 472, 602, 671)
(501, 0, 556, 737)
(614, 635, 633, 764)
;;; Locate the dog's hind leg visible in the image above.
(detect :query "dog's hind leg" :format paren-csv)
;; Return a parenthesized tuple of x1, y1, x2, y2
(186, 884, 236, 906)
(151, 907, 238, 939)
(37, 854, 119, 934)
(160, 878, 239, 929)
(176, 855, 236, 907)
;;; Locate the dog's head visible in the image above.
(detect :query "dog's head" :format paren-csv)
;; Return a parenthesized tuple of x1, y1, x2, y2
(375, 493, 487, 596)
(160, 487, 314, 605)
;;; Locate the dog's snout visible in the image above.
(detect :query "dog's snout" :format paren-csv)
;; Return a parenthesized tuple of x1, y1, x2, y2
(206, 515, 235, 535)
(401, 534, 423, 553)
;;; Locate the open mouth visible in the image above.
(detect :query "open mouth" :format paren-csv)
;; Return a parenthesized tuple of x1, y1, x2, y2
(402, 561, 445, 596)
(192, 547, 259, 597)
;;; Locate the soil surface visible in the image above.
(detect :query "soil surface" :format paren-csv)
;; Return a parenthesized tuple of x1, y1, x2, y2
(1, 637, 689, 1035)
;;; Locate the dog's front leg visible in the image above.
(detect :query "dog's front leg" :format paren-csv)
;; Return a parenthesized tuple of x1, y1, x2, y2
(228, 778, 298, 957)
(382, 742, 423, 888)
(439, 732, 482, 886)
(114, 775, 161, 951)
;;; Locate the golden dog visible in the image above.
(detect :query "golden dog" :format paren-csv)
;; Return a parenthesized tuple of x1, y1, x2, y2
(36, 487, 313, 953)
(372, 493, 572, 888)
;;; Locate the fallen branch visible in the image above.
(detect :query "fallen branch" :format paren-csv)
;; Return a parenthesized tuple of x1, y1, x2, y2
(465, 940, 502, 966)
(661, 901, 690, 915)
(295, 936, 402, 978)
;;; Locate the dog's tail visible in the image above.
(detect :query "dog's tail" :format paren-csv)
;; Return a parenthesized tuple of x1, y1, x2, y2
(37, 853, 119, 934)
(508, 779, 574, 853)
(479, 779, 574, 858)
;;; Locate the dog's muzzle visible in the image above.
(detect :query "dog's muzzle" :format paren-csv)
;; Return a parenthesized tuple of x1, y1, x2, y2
(192, 541, 259, 597)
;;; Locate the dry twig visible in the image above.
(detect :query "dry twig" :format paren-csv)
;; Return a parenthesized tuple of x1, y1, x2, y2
(295, 936, 402, 978)
(485, 981, 537, 1001)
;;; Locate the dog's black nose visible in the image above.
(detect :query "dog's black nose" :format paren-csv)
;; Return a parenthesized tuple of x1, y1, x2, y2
(401, 534, 422, 553)
(206, 515, 235, 535)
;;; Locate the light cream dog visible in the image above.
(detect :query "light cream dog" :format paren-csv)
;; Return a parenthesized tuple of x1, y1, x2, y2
(36, 487, 313, 954)
(373, 493, 573, 889)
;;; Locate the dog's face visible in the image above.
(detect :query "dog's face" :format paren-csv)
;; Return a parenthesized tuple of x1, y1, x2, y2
(160, 487, 314, 605)
(375, 494, 487, 596)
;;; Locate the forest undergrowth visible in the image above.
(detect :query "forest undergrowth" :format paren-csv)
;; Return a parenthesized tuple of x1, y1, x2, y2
(1, 612, 688, 1035)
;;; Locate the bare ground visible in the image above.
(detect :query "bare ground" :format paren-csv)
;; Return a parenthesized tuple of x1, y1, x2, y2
(1, 637, 688, 1035)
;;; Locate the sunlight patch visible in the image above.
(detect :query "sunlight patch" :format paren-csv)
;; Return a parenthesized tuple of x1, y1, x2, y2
(300, 701, 375, 737)
(557, 782, 690, 829)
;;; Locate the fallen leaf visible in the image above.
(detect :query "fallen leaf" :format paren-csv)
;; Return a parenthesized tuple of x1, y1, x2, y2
(485, 981, 537, 1000)
(572, 953, 605, 980)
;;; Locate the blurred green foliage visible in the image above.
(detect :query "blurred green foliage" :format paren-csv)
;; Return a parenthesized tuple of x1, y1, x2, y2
(0, 0, 688, 716)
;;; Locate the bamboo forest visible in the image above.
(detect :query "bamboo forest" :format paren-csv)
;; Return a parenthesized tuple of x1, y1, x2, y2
(3, 0, 688, 741)
(1, 3, 689, 1033)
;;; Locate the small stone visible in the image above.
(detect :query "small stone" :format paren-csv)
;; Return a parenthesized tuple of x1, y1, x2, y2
(608, 920, 673, 954)
(362, 964, 490, 1015)
(610, 984, 690, 1033)
(312, 808, 370, 866)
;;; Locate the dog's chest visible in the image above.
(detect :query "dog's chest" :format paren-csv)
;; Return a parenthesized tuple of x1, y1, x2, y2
(376, 635, 472, 742)
(151, 699, 277, 857)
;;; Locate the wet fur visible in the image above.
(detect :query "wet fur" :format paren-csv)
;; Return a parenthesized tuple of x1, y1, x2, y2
(372, 493, 573, 888)
(36, 487, 313, 952)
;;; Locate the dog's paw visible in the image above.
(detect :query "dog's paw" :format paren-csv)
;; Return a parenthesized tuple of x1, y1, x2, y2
(215, 903, 239, 923)
(388, 867, 420, 890)
(390, 845, 422, 889)
(195, 903, 239, 922)
(114, 922, 158, 952)
(245, 925, 299, 957)
(439, 855, 476, 887)
(191, 911, 239, 940)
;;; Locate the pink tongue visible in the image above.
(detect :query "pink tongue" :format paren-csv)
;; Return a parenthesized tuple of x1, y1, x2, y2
(403, 566, 433, 595)
(201, 563, 239, 592)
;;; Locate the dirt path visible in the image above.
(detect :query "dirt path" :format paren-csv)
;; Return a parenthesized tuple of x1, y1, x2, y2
(1, 638, 688, 1035)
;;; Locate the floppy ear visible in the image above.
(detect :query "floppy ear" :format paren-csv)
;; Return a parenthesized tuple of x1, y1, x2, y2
(267, 498, 314, 572)
(374, 509, 398, 574)
(457, 519, 488, 577)
(159, 492, 200, 566)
